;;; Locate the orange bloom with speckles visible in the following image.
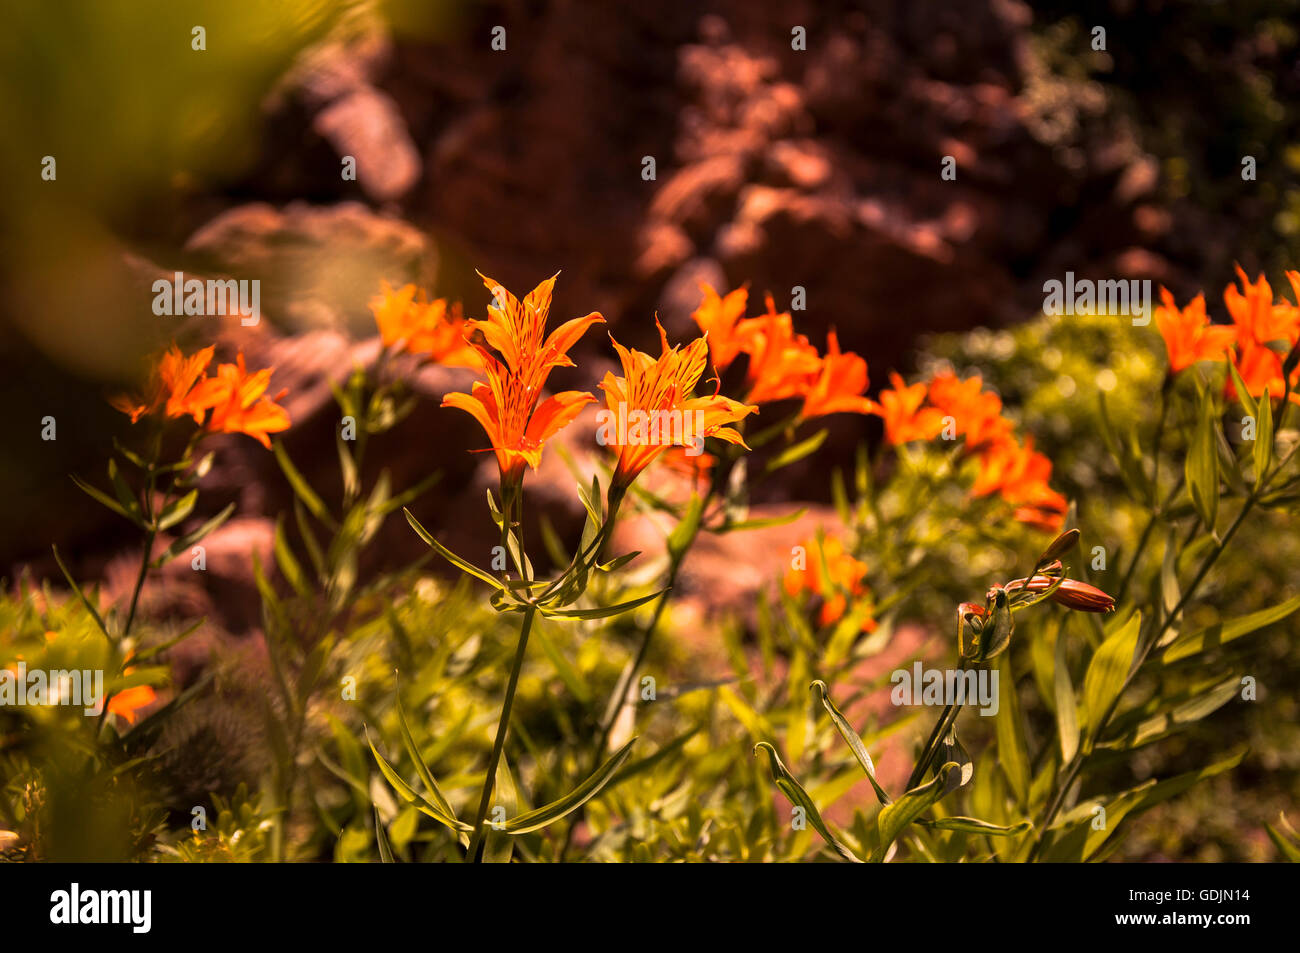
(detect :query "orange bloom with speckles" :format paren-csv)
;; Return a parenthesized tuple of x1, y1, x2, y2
(598, 322, 756, 487)
(443, 273, 604, 483)
(869, 372, 945, 444)
(371, 281, 481, 367)
(783, 535, 877, 630)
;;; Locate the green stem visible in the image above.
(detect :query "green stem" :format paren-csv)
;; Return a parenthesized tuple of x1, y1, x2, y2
(1115, 383, 1171, 606)
(906, 660, 967, 791)
(468, 604, 537, 863)
(1031, 490, 1259, 859)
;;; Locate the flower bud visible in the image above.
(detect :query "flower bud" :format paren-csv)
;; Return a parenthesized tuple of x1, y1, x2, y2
(955, 602, 987, 660)
(1001, 574, 1113, 612)
(1034, 529, 1080, 570)
(1049, 578, 1116, 613)
(959, 590, 1012, 662)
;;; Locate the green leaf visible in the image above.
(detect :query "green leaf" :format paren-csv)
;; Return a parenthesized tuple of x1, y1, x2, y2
(503, 738, 637, 834)
(755, 742, 861, 862)
(1185, 394, 1219, 530)
(483, 755, 518, 863)
(1266, 817, 1300, 862)
(666, 493, 704, 560)
(610, 727, 699, 786)
(366, 730, 473, 835)
(764, 429, 829, 473)
(1080, 612, 1141, 743)
(596, 551, 640, 573)
(374, 807, 395, 863)
(576, 475, 603, 528)
(51, 545, 109, 640)
(872, 763, 956, 862)
(107, 458, 139, 517)
(71, 475, 140, 526)
(540, 588, 667, 621)
(1163, 595, 1300, 663)
(1227, 360, 1259, 420)
(1129, 747, 1246, 817)
(1254, 388, 1274, 484)
(272, 519, 311, 599)
(404, 508, 505, 591)
(273, 441, 336, 530)
(154, 502, 236, 567)
(132, 617, 205, 663)
(810, 680, 890, 805)
(1054, 623, 1080, 764)
(718, 506, 808, 534)
(918, 816, 1032, 837)
(1039, 781, 1155, 862)
(157, 489, 198, 531)
(1097, 394, 1151, 502)
(395, 700, 460, 828)
(1098, 677, 1238, 750)
(994, 654, 1030, 807)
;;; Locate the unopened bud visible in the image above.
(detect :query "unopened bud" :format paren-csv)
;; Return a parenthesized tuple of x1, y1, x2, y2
(1034, 529, 1080, 570)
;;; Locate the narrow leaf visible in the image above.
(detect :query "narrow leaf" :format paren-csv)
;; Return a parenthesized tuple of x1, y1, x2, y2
(503, 738, 637, 833)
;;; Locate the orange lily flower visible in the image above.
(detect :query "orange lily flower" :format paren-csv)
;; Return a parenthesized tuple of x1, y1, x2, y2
(598, 322, 756, 488)
(1154, 288, 1235, 374)
(800, 329, 873, 419)
(691, 283, 754, 372)
(1228, 338, 1286, 401)
(869, 372, 945, 444)
(739, 295, 822, 404)
(659, 446, 717, 490)
(1225, 266, 1300, 348)
(370, 281, 481, 367)
(110, 344, 216, 424)
(443, 273, 604, 482)
(924, 370, 1012, 450)
(107, 684, 157, 725)
(190, 353, 291, 449)
(972, 436, 1066, 532)
(783, 535, 877, 630)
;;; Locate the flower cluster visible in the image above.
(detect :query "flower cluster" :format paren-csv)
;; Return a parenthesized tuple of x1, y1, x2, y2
(370, 281, 481, 367)
(111, 345, 291, 449)
(783, 535, 877, 630)
(869, 370, 1067, 532)
(691, 285, 873, 419)
(1157, 267, 1300, 400)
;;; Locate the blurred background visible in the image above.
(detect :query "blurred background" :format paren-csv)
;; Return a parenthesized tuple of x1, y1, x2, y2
(1, 0, 1298, 860)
